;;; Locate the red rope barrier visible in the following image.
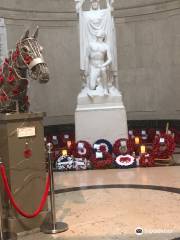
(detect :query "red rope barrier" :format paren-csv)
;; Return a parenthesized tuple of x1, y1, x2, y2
(0, 164, 50, 218)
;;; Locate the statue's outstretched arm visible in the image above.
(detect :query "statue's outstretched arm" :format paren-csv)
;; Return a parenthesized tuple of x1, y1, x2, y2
(106, 0, 114, 11)
(75, 0, 85, 13)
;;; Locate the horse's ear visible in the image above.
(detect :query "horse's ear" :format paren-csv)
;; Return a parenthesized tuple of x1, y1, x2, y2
(33, 26, 39, 39)
(21, 29, 30, 40)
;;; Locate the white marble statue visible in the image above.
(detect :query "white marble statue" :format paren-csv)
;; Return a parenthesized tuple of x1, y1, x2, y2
(75, 0, 120, 97)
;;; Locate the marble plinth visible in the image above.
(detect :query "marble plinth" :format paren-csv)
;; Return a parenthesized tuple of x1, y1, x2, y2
(75, 93, 128, 144)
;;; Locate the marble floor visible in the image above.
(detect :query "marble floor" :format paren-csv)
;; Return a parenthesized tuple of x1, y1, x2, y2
(18, 157, 180, 240)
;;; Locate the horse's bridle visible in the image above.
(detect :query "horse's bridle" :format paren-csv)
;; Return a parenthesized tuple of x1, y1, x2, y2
(17, 37, 45, 70)
(28, 58, 44, 70)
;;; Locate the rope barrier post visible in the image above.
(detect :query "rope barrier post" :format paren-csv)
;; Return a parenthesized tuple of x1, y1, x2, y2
(0, 162, 17, 240)
(40, 143, 68, 234)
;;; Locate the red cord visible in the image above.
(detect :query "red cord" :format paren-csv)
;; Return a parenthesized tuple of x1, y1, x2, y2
(0, 164, 50, 218)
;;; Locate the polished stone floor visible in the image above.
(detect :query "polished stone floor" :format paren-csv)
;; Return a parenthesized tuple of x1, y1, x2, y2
(18, 157, 180, 240)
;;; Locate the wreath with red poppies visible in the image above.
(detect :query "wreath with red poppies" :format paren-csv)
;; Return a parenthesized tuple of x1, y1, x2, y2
(114, 154, 136, 169)
(93, 139, 113, 153)
(141, 130, 148, 144)
(152, 134, 175, 159)
(113, 138, 134, 156)
(69, 140, 92, 158)
(58, 133, 74, 148)
(147, 128, 156, 143)
(139, 153, 155, 167)
(175, 130, 180, 145)
(90, 151, 113, 169)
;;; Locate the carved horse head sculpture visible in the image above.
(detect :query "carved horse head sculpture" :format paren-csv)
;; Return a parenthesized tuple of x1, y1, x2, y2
(0, 27, 49, 113)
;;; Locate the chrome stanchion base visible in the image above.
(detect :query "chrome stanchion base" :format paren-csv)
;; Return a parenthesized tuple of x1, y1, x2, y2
(40, 222, 68, 234)
(0, 232, 17, 240)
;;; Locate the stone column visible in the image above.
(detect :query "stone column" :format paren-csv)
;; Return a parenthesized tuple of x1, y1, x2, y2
(0, 18, 8, 65)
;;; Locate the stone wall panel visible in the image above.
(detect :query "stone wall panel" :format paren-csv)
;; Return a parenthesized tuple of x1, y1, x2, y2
(0, 0, 180, 123)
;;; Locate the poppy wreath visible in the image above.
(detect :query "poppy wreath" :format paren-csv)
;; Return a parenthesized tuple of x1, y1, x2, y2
(141, 131, 148, 144)
(114, 154, 136, 169)
(55, 155, 74, 171)
(174, 131, 180, 145)
(133, 129, 141, 137)
(128, 130, 134, 136)
(147, 128, 156, 143)
(152, 134, 175, 159)
(93, 139, 113, 153)
(90, 151, 113, 169)
(128, 134, 135, 141)
(69, 140, 92, 158)
(58, 132, 74, 147)
(113, 138, 135, 156)
(139, 153, 155, 167)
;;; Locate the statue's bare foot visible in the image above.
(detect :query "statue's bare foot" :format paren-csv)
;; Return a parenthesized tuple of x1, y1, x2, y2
(87, 90, 94, 99)
(104, 90, 109, 96)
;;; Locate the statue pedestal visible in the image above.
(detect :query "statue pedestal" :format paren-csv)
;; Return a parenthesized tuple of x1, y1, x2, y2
(75, 93, 128, 144)
(0, 112, 48, 233)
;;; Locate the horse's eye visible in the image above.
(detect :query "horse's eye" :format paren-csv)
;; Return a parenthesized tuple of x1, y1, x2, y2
(22, 46, 29, 52)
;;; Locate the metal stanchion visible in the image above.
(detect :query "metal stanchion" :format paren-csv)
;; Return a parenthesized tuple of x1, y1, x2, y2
(0, 162, 17, 240)
(40, 143, 68, 234)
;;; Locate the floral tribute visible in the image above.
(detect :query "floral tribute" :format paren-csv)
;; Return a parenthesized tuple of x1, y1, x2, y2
(55, 155, 74, 171)
(113, 138, 135, 156)
(90, 146, 113, 169)
(152, 134, 175, 159)
(147, 128, 156, 143)
(114, 154, 136, 168)
(59, 132, 75, 147)
(174, 130, 180, 145)
(93, 139, 113, 153)
(139, 153, 155, 167)
(141, 130, 148, 144)
(69, 140, 92, 158)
